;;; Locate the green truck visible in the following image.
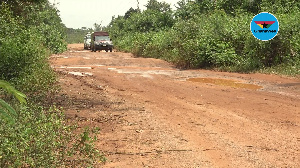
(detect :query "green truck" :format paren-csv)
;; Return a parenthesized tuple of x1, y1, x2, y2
(90, 31, 113, 52)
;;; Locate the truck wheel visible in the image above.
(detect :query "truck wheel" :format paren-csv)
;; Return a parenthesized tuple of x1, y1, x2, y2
(105, 50, 108, 52)
(110, 48, 112, 52)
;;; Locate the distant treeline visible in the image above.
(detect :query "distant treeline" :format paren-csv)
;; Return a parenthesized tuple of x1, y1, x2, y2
(108, 0, 300, 75)
(66, 28, 92, 44)
(66, 23, 107, 44)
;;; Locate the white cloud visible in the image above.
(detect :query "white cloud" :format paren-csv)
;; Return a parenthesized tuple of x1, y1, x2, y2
(49, 0, 179, 29)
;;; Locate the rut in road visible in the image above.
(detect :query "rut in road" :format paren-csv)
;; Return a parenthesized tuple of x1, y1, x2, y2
(51, 44, 300, 168)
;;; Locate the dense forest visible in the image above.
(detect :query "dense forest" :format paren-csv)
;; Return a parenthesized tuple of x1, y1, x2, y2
(0, 0, 102, 167)
(108, 0, 300, 75)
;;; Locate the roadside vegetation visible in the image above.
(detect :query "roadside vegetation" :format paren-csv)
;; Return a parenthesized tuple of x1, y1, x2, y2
(108, 0, 300, 76)
(0, 0, 104, 167)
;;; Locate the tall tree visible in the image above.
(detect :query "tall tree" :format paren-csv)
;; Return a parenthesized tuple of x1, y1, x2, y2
(145, 0, 172, 13)
(124, 7, 140, 19)
(93, 22, 102, 31)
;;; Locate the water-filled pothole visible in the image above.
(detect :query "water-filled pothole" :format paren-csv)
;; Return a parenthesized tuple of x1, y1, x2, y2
(187, 78, 262, 90)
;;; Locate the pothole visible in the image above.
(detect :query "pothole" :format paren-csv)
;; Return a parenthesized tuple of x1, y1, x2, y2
(187, 78, 262, 90)
(107, 68, 174, 79)
(68, 72, 93, 76)
(59, 66, 92, 69)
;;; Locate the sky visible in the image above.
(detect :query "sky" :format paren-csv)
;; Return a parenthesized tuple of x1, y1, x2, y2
(48, 0, 179, 29)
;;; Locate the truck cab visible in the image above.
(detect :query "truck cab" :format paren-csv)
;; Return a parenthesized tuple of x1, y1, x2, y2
(90, 31, 113, 52)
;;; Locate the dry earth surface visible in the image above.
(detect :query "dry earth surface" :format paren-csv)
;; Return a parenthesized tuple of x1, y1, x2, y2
(50, 44, 299, 168)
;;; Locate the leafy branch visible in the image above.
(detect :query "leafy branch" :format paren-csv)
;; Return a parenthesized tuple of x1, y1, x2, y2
(0, 80, 27, 123)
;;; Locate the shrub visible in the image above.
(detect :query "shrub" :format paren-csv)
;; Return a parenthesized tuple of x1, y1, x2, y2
(0, 2, 104, 167)
(0, 2, 66, 96)
(109, 0, 300, 75)
(0, 81, 105, 167)
(0, 104, 105, 167)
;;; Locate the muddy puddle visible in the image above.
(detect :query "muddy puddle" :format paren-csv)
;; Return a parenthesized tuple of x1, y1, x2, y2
(187, 78, 262, 90)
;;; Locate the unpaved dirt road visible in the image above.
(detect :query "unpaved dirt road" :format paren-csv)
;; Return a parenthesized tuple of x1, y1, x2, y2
(51, 44, 299, 168)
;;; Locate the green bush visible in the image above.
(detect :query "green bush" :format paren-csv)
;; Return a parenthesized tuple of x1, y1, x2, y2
(0, 2, 66, 95)
(0, 80, 26, 124)
(0, 104, 105, 167)
(109, 0, 300, 75)
(0, 81, 105, 167)
(0, 2, 105, 167)
(125, 11, 241, 69)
